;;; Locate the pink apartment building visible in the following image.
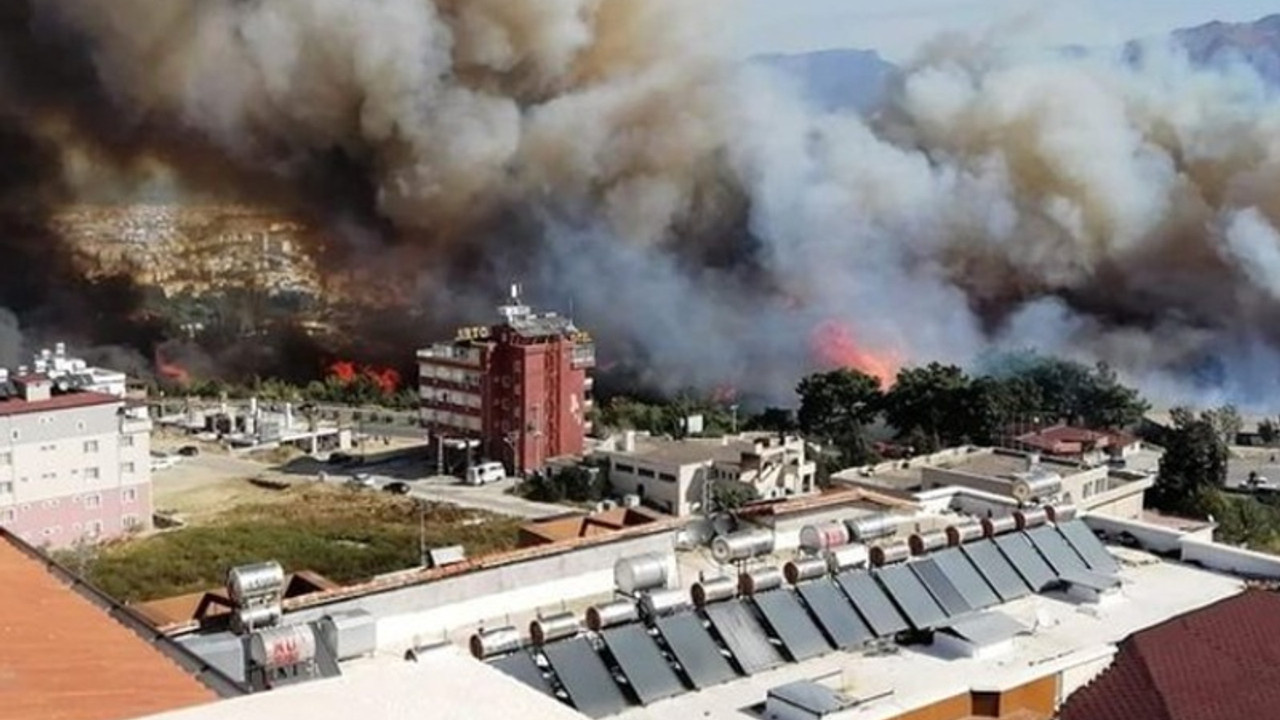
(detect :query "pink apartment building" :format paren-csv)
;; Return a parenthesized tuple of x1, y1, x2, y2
(0, 346, 152, 549)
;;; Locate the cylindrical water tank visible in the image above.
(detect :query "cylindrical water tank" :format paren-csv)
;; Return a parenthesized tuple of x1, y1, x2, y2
(226, 561, 286, 605)
(739, 567, 785, 595)
(691, 576, 737, 607)
(799, 523, 851, 552)
(615, 554, 669, 594)
(908, 531, 948, 556)
(230, 605, 283, 635)
(945, 521, 984, 547)
(982, 515, 1018, 538)
(846, 514, 900, 542)
(826, 545, 869, 573)
(1014, 507, 1050, 531)
(711, 530, 774, 563)
(640, 588, 691, 618)
(1046, 504, 1078, 524)
(1011, 474, 1062, 503)
(469, 626, 522, 659)
(530, 612, 580, 645)
(869, 541, 911, 567)
(586, 600, 639, 631)
(249, 625, 317, 669)
(784, 557, 829, 584)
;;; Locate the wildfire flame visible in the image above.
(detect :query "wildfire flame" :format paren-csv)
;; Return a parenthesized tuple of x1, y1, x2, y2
(327, 360, 401, 395)
(154, 348, 191, 386)
(810, 320, 903, 389)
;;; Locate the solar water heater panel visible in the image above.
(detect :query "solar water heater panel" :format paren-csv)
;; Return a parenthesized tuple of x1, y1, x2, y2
(653, 611, 737, 689)
(795, 579, 872, 649)
(491, 651, 553, 697)
(909, 558, 973, 617)
(873, 565, 949, 631)
(542, 637, 631, 718)
(835, 570, 910, 637)
(962, 540, 1032, 601)
(1024, 526, 1090, 575)
(702, 599, 785, 675)
(932, 547, 1001, 609)
(752, 589, 831, 661)
(600, 624, 685, 705)
(1057, 520, 1120, 575)
(994, 533, 1058, 592)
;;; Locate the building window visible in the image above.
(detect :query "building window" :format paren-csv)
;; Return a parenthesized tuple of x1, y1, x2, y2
(0, 481, 10, 494)
(615, 463, 635, 474)
(121, 435, 134, 448)
(83, 440, 99, 453)
(84, 494, 101, 509)
(122, 487, 137, 503)
(40, 472, 55, 481)
(122, 515, 140, 529)
(121, 462, 135, 475)
(84, 467, 100, 480)
(638, 468, 656, 479)
(87, 521, 102, 537)
(0, 452, 10, 465)
(40, 444, 55, 452)
(659, 473, 676, 483)
(43, 499, 59, 509)
(0, 509, 13, 523)
(77, 421, 86, 431)
(9, 430, 17, 440)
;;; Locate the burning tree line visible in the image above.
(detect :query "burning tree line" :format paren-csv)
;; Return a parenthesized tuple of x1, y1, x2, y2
(158, 360, 418, 411)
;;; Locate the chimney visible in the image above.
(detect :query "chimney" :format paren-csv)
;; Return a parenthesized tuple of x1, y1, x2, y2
(249, 397, 259, 418)
(284, 403, 295, 429)
(622, 430, 636, 453)
(17, 375, 51, 402)
(1027, 452, 1041, 471)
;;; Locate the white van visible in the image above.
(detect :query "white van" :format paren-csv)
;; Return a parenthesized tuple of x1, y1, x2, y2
(466, 462, 506, 486)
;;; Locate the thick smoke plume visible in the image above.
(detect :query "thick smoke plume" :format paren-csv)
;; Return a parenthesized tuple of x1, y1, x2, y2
(4, 2, 1280, 408)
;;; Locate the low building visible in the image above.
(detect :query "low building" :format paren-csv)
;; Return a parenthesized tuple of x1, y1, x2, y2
(517, 507, 664, 548)
(1013, 425, 1142, 466)
(597, 432, 818, 516)
(0, 346, 153, 548)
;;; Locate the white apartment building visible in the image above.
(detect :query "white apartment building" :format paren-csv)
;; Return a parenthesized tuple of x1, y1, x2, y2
(0, 347, 152, 549)
(597, 432, 817, 516)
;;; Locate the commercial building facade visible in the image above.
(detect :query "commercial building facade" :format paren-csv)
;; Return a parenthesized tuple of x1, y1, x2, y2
(0, 347, 153, 548)
(418, 287, 594, 475)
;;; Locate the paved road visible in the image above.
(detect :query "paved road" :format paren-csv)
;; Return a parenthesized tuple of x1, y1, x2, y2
(321, 470, 570, 520)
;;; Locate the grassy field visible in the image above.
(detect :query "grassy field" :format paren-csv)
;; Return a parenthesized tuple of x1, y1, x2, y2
(60, 484, 523, 603)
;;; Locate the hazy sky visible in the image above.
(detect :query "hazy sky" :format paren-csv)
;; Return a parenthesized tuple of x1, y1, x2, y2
(737, 0, 1278, 60)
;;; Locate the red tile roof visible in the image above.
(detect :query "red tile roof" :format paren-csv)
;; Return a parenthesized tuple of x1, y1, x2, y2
(0, 390, 120, 418)
(1058, 590, 1280, 720)
(0, 530, 230, 720)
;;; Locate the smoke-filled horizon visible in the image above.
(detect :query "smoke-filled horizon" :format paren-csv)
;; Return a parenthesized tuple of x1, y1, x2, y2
(2, 2, 1280, 409)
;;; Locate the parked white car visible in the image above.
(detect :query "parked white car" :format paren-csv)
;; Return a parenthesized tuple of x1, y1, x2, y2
(465, 462, 506, 486)
(346, 473, 377, 490)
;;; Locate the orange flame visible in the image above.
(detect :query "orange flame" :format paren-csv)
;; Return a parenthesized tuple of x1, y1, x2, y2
(810, 320, 903, 389)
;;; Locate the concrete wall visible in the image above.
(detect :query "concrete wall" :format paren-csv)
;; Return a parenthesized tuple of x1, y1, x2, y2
(283, 528, 679, 650)
(1082, 514, 1186, 554)
(1055, 647, 1119, 706)
(921, 468, 1009, 496)
(1181, 537, 1280, 579)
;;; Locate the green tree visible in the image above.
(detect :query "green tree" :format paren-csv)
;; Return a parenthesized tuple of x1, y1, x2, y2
(1151, 408, 1228, 515)
(796, 369, 884, 466)
(1203, 405, 1243, 446)
(747, 407, 798, 434)
(711, 482, 757, 513)
(1260, 419, 1279, 446)
(882, 363, 972, 451)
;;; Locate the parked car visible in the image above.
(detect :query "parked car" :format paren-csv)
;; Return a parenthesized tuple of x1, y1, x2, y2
(177, 445, 200, 457)
(383, 481, 411, 495)
(465, 461, 506, 486)
(346, 473, 377, 490)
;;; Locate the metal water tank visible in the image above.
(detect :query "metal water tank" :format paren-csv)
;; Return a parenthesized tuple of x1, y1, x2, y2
(945, 521, 984, 547)
(981, 515, 1018, 538)
(316, 610, 377, 661)
(1011, 474, 1062, 503)
(530, 612, 581, 645)
(615, 554, 669, 594)
(230, 605, 282, 635)
(640, 588, 691, 618)
(1014, 507, 1050, 531)
(846, 514, 900, 542)
(825, 545, 869, 573)
(799, 522, 851, 552)
(586, 600, 639, 631)
(783, 557, 829, 584)
(1046, 504, 1078, 524)
(691, 576, 737, 607)
(226, 561, 286, 605)
(738, 567, 784, 595)
(469, 626, 522, 659)
(249, 625, 317, 669)
(711, 530, 774, 563)
(869, 541, 910, 567)
(908, 531, 948, 556)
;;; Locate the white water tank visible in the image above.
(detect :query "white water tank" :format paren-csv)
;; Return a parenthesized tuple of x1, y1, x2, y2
(249, 625, 317, 669)
(711, 530, 774, 563)
(615, 554, 669, 594)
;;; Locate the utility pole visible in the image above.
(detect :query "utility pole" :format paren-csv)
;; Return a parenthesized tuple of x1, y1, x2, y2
(731, 405, 739, 435)
(418, 502, 428, 567)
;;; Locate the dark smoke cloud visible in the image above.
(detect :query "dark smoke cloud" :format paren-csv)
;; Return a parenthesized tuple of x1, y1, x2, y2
(3, 1, 1280, 410)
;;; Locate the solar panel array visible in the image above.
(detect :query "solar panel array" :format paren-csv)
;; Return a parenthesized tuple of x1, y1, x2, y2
(485, 517, 1122, 716)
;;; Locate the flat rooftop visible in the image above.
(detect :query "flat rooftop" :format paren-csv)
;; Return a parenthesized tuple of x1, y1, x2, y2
(614, 555, 1243, 720)
(936, 451, 1083, 481)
